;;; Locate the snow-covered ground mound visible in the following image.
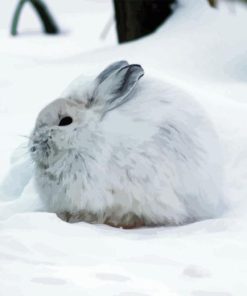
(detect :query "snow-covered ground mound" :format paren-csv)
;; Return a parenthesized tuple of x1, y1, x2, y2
(0, 0, 247, 295)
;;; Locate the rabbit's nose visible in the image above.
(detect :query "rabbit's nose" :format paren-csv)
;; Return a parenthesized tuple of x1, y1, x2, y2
(30, 146, 36, 152)
(39, 138, 51, 152)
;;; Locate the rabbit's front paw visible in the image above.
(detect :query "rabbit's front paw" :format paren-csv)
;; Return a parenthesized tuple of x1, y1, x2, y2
(57, 211, 71, 222)
(57, 211, 99, 224)
(105, 213, 145, 229)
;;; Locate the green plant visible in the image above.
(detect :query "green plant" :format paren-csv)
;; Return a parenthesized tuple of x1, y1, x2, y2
(11, 0, 59, 36)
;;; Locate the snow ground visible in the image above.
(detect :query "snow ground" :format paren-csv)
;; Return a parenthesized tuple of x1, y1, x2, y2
(0, 0, 247, 295)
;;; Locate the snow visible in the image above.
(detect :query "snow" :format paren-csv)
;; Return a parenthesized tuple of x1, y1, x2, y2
(0, 0, 247, 295)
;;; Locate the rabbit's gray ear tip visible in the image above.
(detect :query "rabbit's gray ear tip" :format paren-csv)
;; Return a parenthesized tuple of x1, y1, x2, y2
(131, 64, 145, 77)
(116, 60, 129, 66)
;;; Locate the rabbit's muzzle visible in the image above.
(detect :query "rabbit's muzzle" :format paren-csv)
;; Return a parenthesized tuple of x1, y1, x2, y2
(30, 129, 59, 167)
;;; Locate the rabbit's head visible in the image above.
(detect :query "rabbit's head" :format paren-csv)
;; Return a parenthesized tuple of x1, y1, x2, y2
(30, 61, 144, 168)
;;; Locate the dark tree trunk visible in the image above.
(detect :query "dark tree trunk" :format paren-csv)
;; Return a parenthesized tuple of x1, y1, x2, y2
(207, 0, 217, 7)
(113, 0, 176, 43)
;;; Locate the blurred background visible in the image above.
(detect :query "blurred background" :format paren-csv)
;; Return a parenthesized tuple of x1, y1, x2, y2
(1, 0, 246, 55)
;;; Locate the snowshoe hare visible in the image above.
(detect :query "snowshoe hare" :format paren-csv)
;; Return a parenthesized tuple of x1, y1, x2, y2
(30, 61, 224, 228)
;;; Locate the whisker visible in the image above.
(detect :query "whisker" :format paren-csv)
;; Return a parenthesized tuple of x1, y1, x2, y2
(18, 134, 31, 140)
(16, 143, 31, 151)
(13, 150, 31, 159)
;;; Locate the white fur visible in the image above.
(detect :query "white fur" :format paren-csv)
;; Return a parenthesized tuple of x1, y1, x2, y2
(30, 62, 225, 227)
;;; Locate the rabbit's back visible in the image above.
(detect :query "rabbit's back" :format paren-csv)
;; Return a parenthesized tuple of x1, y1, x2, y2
(99, 78, 224, 225)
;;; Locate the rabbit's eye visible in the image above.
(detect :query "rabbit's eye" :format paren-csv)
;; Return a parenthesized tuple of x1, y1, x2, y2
(59, 116, 73, 126)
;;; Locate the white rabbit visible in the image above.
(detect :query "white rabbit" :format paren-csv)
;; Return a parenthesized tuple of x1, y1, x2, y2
(30, 61, 225, 228)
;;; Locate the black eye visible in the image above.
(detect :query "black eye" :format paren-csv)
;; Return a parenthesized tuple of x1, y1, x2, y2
(58, 116, 73, 126)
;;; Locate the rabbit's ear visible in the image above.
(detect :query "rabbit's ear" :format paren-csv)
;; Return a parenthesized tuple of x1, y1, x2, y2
(94, 64, 144, 112)
(96, 60, 129, 84)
